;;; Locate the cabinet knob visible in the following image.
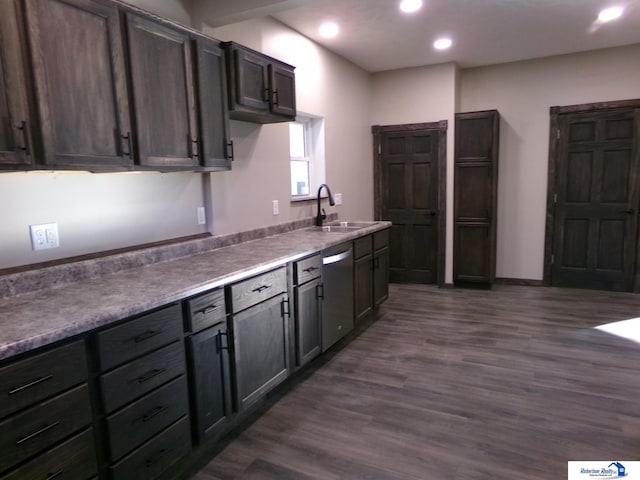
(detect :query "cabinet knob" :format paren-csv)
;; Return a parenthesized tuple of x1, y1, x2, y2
(121, 132, 133, 157)
(190, 137, 199, 159)
(16, 121, 29, 154)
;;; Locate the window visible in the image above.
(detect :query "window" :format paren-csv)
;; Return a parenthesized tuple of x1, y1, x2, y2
(289, 113, 325, 199)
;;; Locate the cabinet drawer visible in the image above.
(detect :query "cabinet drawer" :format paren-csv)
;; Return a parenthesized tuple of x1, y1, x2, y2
(185, 288, 225, 333)
(294, 254, 322, 285)
(1, 428, 97, 480)
(96, 304, 183, 371)
(0, 340, 87, 419)
(0, 384, 91, 473)
(109, 416, 191, 480)
(354, 235, 372, 259)
(100, 341, 186, 414)
(106, 376, 189, 462)
(229, 267, 287, 313)
(373, 229, 389, 251)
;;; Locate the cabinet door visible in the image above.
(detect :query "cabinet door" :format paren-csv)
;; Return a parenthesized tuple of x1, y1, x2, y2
(373, 247, 390, 306)
(0, 0, 30, 166)
(233, 49, 269, 112)
(126, 13, 198, 168)
(186, 322, 232, 444)
(24, 0, 131, 168)
(294, 278, 322, 367)
(194, 38, 231, 170)
(231, 295, 288, 410)
(354, 254, 373, 322)
(269, 63, 296, 118)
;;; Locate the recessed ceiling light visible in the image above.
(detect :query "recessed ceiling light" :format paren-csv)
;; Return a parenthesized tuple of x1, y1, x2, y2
(433, 38, 452, 50)
(400, 0, 422, 13)
(598, 6, 624, 22)
(319, 22, 339, 38)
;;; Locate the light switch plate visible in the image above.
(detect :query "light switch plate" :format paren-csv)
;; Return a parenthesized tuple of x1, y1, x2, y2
(197, 207, 206, 225)
(30, 223, 59, 251)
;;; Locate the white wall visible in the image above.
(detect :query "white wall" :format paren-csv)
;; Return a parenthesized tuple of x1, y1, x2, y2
(205, 17, 373, 235)
(371, 63, 458, 283)
(460, 43, 640, 280)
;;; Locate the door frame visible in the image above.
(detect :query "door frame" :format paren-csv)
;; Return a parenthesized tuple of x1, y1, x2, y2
(543, 98, 640, 288)
(372, 121, 448, 287)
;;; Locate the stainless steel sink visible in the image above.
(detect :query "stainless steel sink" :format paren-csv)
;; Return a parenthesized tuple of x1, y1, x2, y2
(311, 221, 378, 233)
(326, 221, 378, 229)
(312, 225, 358, 233)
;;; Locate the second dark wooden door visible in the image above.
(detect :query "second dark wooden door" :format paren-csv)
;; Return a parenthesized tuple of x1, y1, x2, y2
(552, 108, 640, 291)
(376, 127, 441, 283)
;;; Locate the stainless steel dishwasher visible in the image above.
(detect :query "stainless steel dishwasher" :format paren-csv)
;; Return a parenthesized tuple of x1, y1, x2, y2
(321, 242, 354, 351)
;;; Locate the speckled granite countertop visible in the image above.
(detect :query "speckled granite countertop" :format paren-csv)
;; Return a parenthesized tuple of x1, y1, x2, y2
(0, 222, 390, 362)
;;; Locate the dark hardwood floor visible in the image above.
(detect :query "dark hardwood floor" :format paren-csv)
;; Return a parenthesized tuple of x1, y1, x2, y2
(191, 284, 640, 480)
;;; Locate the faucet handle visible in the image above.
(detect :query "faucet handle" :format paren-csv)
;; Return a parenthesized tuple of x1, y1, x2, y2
(321, 207, 327, 220)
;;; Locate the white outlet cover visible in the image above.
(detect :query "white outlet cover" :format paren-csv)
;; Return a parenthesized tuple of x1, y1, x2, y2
(272, 200, 279, 215)
(30, 223, 60, 251)
(334, 193, 343, 205)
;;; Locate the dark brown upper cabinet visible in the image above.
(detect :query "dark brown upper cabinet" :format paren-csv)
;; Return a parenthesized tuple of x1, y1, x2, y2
(453, 110, 500, 287)
(24, 0, 132, 169)
(0, 0, 235, 173)
(193, 37, 232, 170)
(0, 0, 31, 168)
(125, 13, 198, 169)
(223, 42, 296, 124)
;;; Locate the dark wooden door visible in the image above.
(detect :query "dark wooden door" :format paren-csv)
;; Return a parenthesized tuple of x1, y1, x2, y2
(551, 108, 640, 291)
(126, 13, 197, 168)
(233, 49, 269, 111)
(269, 63, 296, 118)
(186, 322, 232, 444)
(194, 37, 231, 170)
(374, 125, 443, 284)
(231, 295, 289, 410)
(25, 0, 131, 167)
(294, 278, 322, 367)
(453, 110, 500, 286)
(0, 0, 30, 166)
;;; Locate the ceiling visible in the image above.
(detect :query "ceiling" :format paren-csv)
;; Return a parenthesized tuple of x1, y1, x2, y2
(193, 0, 640, 72)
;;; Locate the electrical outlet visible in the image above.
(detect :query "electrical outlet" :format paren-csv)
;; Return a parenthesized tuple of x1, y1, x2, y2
(334, 193, 343, 205)
(30, 223, 60, 251)
(197, 207, 206, 225)
(272, 200, 279, 216)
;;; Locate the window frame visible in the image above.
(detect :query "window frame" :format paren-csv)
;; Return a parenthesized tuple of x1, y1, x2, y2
(289, 113, 325, 202)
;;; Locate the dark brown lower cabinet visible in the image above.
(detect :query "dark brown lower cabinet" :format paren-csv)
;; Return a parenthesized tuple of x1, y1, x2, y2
(373, 246, 390, 306)
(294, 277, 322, 367)
(354, 229, 390, 321)
(186, 321, 232, 444)
(1, 428, 97, 480)
(354, 249, 373, 322)
(231, 294, 289, 410)
(109, 416, 191, 480)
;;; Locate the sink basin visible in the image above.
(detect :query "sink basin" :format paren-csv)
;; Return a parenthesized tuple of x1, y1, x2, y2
(312, 225, 358, 233)
(311, 221, 378, 233)
(326, 221, 378, 229)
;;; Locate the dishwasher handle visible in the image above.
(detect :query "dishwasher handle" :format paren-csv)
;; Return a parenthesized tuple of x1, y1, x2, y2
(322, 248, 352, 265)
